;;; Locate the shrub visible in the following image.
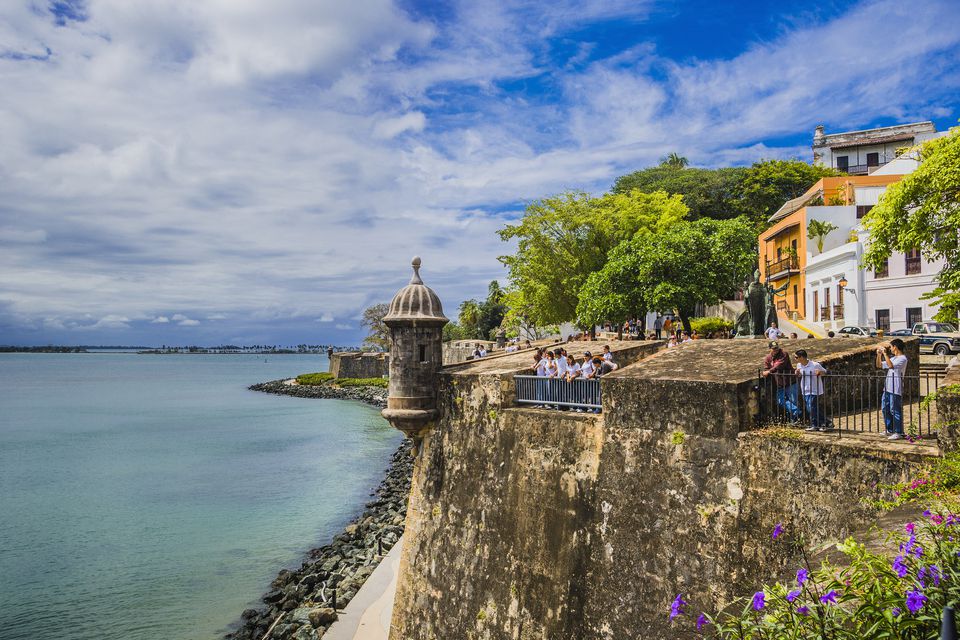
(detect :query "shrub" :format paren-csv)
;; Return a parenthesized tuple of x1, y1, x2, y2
(690, 317, 734, 335)
(296, 372, 333, 385)
(672, 513, 960, 638)
(335, 377, 388, 388)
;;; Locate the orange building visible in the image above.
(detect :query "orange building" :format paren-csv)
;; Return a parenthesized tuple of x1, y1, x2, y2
(758, 174, 904, 320)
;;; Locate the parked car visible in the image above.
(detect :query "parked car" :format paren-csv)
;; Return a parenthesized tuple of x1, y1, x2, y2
(911, 322, 960, 355)
(886, 328, 913, 337)
(837, 326, 876, 337)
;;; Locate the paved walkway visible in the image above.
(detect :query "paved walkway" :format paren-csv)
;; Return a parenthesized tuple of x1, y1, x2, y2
(323, 536, 403, 640)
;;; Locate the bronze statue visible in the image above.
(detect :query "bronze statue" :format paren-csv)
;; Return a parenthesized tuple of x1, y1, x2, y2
(734, 270, 789, 337)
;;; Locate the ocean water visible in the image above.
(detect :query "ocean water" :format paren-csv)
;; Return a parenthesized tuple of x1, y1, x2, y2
(0, 353, 401, 640)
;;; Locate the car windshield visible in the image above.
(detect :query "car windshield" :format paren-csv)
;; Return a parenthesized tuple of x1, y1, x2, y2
(930, 323, 958, 332)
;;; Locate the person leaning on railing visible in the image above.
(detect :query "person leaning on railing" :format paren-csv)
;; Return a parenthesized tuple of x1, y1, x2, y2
(794, 349, 832, 432)
(762, 340, 802, 423)
(876, 338, 908, 440)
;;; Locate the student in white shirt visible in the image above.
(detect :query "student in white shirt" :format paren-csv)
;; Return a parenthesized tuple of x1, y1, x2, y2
(794, 349, 830, 432)
(533, 351, 552, 408)
(765, 323, 783, 340)
(602, 345, 614, 362)
(877, 339, 908, 439)
(555, 348, 568, 379)
(564, 355, 580, 382)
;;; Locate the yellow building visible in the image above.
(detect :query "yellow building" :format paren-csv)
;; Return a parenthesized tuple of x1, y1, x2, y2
(758, 175, 903, 321)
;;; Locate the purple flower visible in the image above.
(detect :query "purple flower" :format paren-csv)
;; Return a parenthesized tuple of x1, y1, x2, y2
(696, 614, 707, 631)
(772, 523, 784, 540)
(820, 590, 838, 605)
(919, 564, 942, 587)
(892, 555, 909, 578)
(906, 588, 927, 614)
(670, 594, 686, 620)
(905, 522, 915, 534)
(902, 535, 924, 558)
(923, 509, 932, 517)
(892, 607, 902, 617)
(796, 606, 810, 616)
(786, 589, 801, 602)
(752, 591, 766, 611)
(797, 568, 809, 586)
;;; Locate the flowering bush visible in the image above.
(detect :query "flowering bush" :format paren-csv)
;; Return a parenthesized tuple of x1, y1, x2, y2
(672, 514, 960, 638)
(873, 451, 960, 510)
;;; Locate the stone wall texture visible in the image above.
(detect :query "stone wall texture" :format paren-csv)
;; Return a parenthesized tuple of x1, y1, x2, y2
(329, 352, 389, 379)
(389, 339, 933, 640)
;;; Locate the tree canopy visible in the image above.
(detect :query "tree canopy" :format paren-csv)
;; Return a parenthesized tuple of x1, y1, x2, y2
(361, 303, 390, 350)
(862, 129, 960, 321)
(612, 159, 841, 226)
(453, 281, 508, 340)
(577, 217, 757, 332)
(498, 189, 687, 327)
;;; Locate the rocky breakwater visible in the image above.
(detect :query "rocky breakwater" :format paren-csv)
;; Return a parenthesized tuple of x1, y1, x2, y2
(229, 382, 408, 640)
(249, 379, 387, 408)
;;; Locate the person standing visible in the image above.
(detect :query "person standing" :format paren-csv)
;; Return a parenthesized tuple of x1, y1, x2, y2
(877, 339, 908, 440)
(654, 314, 663, 339)
(663, 316, 673, 339)
(794, 349, 829, 432)
(762, 341, 801, 422)
(765, 322, 783, 340)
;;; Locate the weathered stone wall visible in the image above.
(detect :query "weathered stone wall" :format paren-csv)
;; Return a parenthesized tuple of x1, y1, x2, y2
(390, 340, 933, 640)
(329, 352, 389, 379)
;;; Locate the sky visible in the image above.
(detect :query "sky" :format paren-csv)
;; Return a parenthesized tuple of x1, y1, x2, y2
(1, 0, 958, 347)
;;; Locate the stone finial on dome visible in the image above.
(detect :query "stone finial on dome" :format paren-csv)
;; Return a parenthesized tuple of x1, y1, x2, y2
(383, 256, 448, 326)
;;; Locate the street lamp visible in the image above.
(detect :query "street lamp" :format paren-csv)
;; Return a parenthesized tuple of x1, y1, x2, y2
(838, 276, 848, 289)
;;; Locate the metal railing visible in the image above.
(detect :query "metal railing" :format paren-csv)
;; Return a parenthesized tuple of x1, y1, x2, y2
(833, 304, 845, 320)
(515, 375, 601, 410)
(757, 369, 945, 437)
(766, 256, 800, 276)
(906, 255, 922, 275)
(820, 307, 831, 321)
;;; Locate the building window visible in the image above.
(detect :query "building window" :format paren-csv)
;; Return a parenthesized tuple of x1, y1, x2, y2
(876, 309, 890, 332)
(905, 248, 922, 275)
(418, 344, 426, 362)
(856, 205, 874, 219)
(907, 307, 923, 327)
(813, 290, 818, 320)
(875, 259, 889, 278)
(836, 155, 849, 171)
(866, 152, 880, 167)
(793, 284, 798, 309)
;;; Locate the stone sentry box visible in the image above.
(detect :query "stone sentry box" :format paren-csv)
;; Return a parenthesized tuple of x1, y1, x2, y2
(380, 257, 448, 452)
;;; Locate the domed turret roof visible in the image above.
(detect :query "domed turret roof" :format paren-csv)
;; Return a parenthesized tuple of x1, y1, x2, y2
(383, 257, 449, 326)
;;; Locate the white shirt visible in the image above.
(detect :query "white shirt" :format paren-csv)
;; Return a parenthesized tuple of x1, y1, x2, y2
(478, 348, 487, 357)
(566, 362, 581, 380)
(796, 360, 826, 395)
(535, 358, 551, 377)
(603, 352, 613, 361)
(883, 354, 908, 395)
(580, 360, 595, 378)
(766, 327, 782, 340)
(555, 357, 568, 376)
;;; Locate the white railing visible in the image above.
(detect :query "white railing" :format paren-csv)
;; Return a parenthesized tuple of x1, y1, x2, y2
(514, 375, 601, 410)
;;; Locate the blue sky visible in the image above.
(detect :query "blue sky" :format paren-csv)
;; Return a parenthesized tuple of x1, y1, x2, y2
(1, 0, 958, 346)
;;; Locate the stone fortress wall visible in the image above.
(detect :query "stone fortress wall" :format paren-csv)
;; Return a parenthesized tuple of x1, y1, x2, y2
(389, 337, 935, 639)
(329, 352, 389, 379)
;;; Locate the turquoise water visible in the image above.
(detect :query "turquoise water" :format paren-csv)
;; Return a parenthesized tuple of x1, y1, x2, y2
(0, 353, 401, 640)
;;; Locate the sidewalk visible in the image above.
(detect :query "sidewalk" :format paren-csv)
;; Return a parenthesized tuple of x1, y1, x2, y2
(322, 536, 403, 640)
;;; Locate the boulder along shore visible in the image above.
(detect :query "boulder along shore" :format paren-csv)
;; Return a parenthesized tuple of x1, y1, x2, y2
(228, 381, 409, 640)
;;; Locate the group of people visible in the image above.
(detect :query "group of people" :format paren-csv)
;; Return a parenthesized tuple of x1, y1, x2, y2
(762, 338, 909, 439)
(529, 345, 618, 413)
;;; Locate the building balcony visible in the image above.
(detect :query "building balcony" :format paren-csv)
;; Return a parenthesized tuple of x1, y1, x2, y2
(765, 256, 800, 281)
(820, 307, 831, 321)
(833, 304, 844, 320)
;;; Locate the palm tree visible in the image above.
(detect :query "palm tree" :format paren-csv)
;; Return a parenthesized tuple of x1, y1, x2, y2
(807, 219, 839, 253)
(660, 152, 689, 169)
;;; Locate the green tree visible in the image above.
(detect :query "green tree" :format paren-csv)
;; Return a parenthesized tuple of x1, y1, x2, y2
(660, 152, 689, 169)
(740, 159, 842, 226)
(498, 189, 687, 327)
(807, 219, 839, 253)
(442, 321, 469, 342)
(361, 303, 390, 351)
(577, 217, 757, 332)
(612, 166, 748, 220)
(862, 129, 960, 321)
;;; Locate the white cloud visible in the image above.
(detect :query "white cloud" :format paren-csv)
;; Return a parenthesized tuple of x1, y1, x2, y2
(0, 0, 957, 344)
(151, 316, 170, 324)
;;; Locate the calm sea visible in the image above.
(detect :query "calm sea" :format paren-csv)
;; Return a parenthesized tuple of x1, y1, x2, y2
(0, 353, 401, 640)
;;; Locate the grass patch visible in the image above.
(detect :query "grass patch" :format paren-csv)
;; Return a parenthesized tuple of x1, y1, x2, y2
(296, 372, 333, 385)
(335, 377, 388, 388)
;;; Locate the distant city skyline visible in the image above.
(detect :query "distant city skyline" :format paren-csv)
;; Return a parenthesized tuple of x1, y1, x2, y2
(2, 0, 959, 346)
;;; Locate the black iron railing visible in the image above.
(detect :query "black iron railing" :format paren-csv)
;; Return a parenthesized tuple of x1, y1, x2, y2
(515, 375, 601, 410)
(820, 307, 831, 321)
(766, 256, 800, 276)
(756, 369, 945, 437)
(833, 304, 845, 320)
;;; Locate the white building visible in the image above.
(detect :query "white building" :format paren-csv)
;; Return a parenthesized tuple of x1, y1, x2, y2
(812, 121, 940, 175)
(804, 160, 945, 333)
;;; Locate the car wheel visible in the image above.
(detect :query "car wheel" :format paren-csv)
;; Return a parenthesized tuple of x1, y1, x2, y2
(935, 344, 950, 356)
